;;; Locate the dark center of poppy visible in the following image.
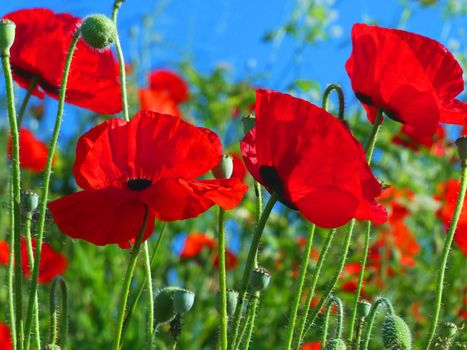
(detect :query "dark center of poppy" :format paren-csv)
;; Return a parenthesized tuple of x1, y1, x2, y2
(259, 166, 298, 210)
(355, 92, 374, 106)
(127, 178, 152, 191)
(12, 66, 60, 94)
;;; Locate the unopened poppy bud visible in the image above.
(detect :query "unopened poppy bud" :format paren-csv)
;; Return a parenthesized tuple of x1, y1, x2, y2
(154, 287, 177, 324)
(242, 114, 256, 135)
(173, 289, 195, 314)
(22, 191, 39, 213)
(80, 14, 116, 49)
(381, 315, 412, 350)
(248, 267, 271, 293)
(357, 300, 371, 319)
(212, 155, 233, 179)
(323, 339, 347, 350)
(439, 322, 457, 339)
(455, 136, 467, 167)
(0, 19, 15, 53)
(216, 289, 239, 316)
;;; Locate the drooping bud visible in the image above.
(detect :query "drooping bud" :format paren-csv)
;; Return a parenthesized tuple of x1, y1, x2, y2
(438, 322, 457, 339)
(455, 136, 467, 167)
(80, 14, 116, 49)
(248, 267, 271, 293)
(381, 315, 412, 350)
(323, 339, 347, 350)
(173, 289, 195, 314)
(242, 114, 256, 135)
(0, 19, 15, 53)
(212, 155, 234, 179)
(357, 300, 371, 319)
(22, 191, 39, 213)
(216, 289, 239, 316)
(154, 287, 177, 324)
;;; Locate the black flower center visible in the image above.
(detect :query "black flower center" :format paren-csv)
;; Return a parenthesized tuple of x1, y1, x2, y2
(259, 166, 298, 210)
(127, 178, 152, 191)
(355, 92, 374, 106)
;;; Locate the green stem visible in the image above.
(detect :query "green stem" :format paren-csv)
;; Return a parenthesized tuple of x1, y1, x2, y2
(347, 220, 371, 343)
(2, 43, 23, 350)
(284, 224, 316, 349)
(17, 76, 39, 128)
(236, 299, 252, 349)
(322, 83, 345, 120)
(228, 193, 278, 350)
(361, 298, 394, 350)
(322, 295, 344, 345)
(112, 0, 129, 121)
(47, 276, 68, 349)
(294, 229, 336, 349)
(321, 303, 332, 346)
(242, 296, 258, 350)
(143, 241, 154, 349)
(24, 30, 81, 347)
(218, 207, 228, 350)
(7, 182, 16, 350)
(424, 165, 467, 349)
(353, 317, 364, 350)
(364, 109, 383, 163)
(112, 208, 150, 350)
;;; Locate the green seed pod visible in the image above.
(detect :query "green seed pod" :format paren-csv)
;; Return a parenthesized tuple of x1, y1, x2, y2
(248, 267, 271, 293)
(212, 155, 234, 179)
(438, 322, 457, 339)
(323, 339, 347, 350)
(216, 289, 239, 316)
(173, 289, 195, 314)
(22, 191, 39, 213)
(80, 14, 116, 49)
(0, 19, 15, 53)
(357, 300, 371, 319)
(455, 136, 467, 167)
(154, 287, 178, 324)
(381, 315, 412, 350)
(241, 114, 256, 135)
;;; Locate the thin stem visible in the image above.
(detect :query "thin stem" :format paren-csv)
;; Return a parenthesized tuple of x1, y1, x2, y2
(361, 298, 394, 350)
(294, 229, 336, 349)
(424, 165, 467, 349)
(47, 276, 68, 349)
(17, 76, 39, 127)
(7, 182, 16, 350)
(2, 44, 23, 350)
(24, 30, 81, 346)
(284, 224, 316, 349)
(112, 0, 129, 121)
(235, 298, 252, 349)
(242, 296, 258, 350)
(321, 305, 332, 346)
(353, 317, 365, 350)
(364, 108, 383, 164)
(228, 193, 278, 350)
(322, 295, 344, 345)
(143, 241, 154, 350)
(347, 220, 372, 343)
(112, 208, 150, 350)
(322, 83, 345, 120)
(218, 207, 228, 350)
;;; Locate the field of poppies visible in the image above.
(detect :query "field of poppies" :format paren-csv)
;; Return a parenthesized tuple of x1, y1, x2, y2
(0, 1, 466, 349)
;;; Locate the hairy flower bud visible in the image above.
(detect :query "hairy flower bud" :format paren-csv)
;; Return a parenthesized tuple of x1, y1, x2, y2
(216, 289, 239, 316)
(212, 155, 234, 179)
(323, 339, 347, 350)
(0, 19, 15, 53)
(154, 287, 177, 324)
(80, 14, 116, 49)
(248, 267, 271, 293)
(22, 190, 39, 213)
(381, 315, 412, 350)
(173, 289, 195, 314)
(357, 300, 371, 319)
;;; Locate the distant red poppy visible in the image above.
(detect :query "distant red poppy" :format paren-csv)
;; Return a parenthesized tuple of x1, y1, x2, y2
(48, 111, 247, 247)
(392, 125, 446, 156)
(346, 24, 466, 136)
(241, 89, 386, 228)
(0, 322, 12, 350)
(379, 187, 414, 222)
(3, 8, 122, 114)
(148, 70, 189, 104)
(8, 128, 52, 173)
(0, 241, 8, 265)
(0, 238, 67, 284)
(435, 179, 467, 255)
(138, 89, 181, 117)
(301, 341, 321, 350)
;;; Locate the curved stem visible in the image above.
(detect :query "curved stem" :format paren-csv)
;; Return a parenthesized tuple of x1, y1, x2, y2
(294, 229, 336, 349)
(347, 220, 372, 343)
(353, 317, 365, 350)
(17, 76, 39, 128)
(242, 296, 258, 350)
(24, 30, 81, 347)
(218, 207, 228, 350)
(2, 44, 23, 350)
(364, 109, 383, 164)
(228, 193, 278, 350)
(143, 241, 154, 349)
(284, 224, 316, 349)
(112, 208, 150, 350)
(112, 0, 129, 121)
(322, 295, 344, 346)
(424, 165, 467, 349)
(322, 83, 345, 121)
(361, 298, 394, 350)
(48, 276, 68, 349)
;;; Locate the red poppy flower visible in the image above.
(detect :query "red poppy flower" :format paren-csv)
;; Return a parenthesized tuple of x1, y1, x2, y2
(0, 241, 9, 265)
(346, 24, 467, 136)
(379, 187, 414, 222)
(138, 89, 181, 117)
(229, 152, 247, 182)
(241, 89, 386, 228)
(7, 128, 53, 173)
(0, 322, 12, 350)
(148, 69, 189, 104)
(3, 8, 122, 114)
(48, 111, 248, 247)
(435, 179, 467, 255)
(0, 238, 67, 284)
(392, 125, 446, 156)
(301, 342, 321, 350)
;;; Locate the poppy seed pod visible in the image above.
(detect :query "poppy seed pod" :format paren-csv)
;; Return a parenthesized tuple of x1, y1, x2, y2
(0, 19, 15, 53)
(212, 155, 234, 179)
(22, 191, 39, 213)
(439, 322, 457, 339)
(154, 287, 178, 324)
(80, 14, 116, 49)
(381, 315, 412, 350)
(248, 267, 271, 293)
(216, 289, 239, 316)
(173, 289, 195, 314)
(455, 136, 467, 167)
(323, 339, 347, 350)
(357, 300, 371, 319)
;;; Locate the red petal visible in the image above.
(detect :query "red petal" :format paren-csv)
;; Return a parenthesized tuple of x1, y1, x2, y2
(180, 233, 216, 259)
(148, 69, 189, 104)
(0, 322, 13, 350)
(48, 188, 154, 246)
(138, 89, 181, 117)
(0, 241, 9, 265)
(8, 128, 51, 173)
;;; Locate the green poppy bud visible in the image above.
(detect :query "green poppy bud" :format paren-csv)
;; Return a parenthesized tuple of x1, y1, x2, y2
(381, 315, 412, 350)
(212, 155, 234, 179)
(0, 19, 15, 54)
(357, 300, 371, 319)
(80, 14, 116, 49)
(455, 136, 467, 167)
(154, 287, 178, 324)
(173, 289, 195, 314)
(216, 289, 239, 316)
(242, 114, 256, 135)
(22, 191, 39, 213)
(323, 339, 347, 350)
(248, 267, 271, 293)
(439, 322, 457, 339)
